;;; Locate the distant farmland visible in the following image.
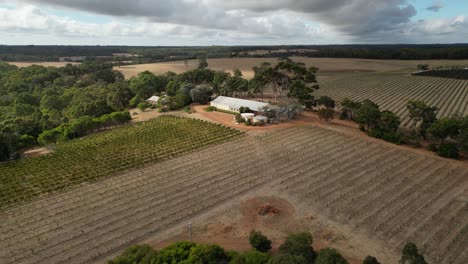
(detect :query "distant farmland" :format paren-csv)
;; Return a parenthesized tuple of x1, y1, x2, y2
(317, 73, 468, 127)
(115, 57, 468, 79)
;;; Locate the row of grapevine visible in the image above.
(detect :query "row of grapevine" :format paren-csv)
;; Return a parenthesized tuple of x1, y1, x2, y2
(1, 126, 466, 264)
(0, 116, 243, 209)
(316, 73, 468, 127)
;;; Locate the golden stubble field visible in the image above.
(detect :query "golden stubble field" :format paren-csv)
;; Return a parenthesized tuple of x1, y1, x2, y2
(115, 57, 468, 79)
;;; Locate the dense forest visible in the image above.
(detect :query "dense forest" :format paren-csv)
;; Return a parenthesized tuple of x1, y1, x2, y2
(2, 44, 468, 62)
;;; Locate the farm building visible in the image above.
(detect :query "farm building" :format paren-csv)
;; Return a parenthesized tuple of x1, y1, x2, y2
(210, 96, 269, 113)
(146, 96, 160, 105)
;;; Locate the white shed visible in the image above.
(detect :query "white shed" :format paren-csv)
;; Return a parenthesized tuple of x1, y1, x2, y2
(146, 96, 160, 105)
(210, 96, 269, 113)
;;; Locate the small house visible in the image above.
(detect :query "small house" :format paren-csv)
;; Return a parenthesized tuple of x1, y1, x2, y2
(146, 96, 160, 105)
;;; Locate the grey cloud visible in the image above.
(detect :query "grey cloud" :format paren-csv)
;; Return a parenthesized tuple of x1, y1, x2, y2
(426, 1, 444, 12)
(25, 0, 418, 41)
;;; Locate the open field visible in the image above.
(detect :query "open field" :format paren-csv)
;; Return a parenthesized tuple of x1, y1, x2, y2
(6, 62, 78, 68)
(316, 73, 468, 127)
(1, 125, 467, 264)
(0, 116, 242, 209)
(115, 57, 468, 79)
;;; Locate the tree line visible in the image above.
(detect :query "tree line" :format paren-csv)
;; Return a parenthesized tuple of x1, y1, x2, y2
(315, 96, 468, 159)
(2, 44, 468, 62)
(109, 230, 428, 264)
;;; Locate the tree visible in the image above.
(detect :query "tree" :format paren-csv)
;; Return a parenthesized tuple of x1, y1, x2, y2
(231, 250, 270, 264)
(251, 59, 319, 103)
(190, 85, 213, 104)
(129, 71, 168, 99)
(156, 241, 196, 263)
(278, 232, 315, 263)
(108, 244, 157, 264)
(379, 110, 401, 133)
(318, 108, 335, 122)
(317, 96, 336, 109)
(400, 242, 427, 264)
(314, 248, 348, 264)
(266, 254, 306, 264)
(340, 98, 361, 120)
(356, 100, 381, 131)
(249, 230, 272, 253)
(198, 57, 209, 70)
(428, 116, 462, 144)
(457, 116, 468, 152)
(407, 100, 438, 139)
(185, 244, 229, 264)
(362, 256, 381, 264)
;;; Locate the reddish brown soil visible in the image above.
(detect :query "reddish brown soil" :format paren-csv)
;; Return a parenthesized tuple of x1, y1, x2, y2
(152, 196, 362, 264)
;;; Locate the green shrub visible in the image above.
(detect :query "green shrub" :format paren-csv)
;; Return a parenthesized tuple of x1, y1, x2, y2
(185, 244, 229, 264)
(235, 114, 245, 123)
(314, 248, 348, 264)
(157, 241, 196, 263)
(318, 108, 335, 122)
(138, 102, 150, 112)
(249, 230, 272, 253)
(278, 232, 315, 263)
(436, 144, 459, 159)
(205, 106, 217, 112)
(362, 256, 381, 264)
(266, 254, 306, 264)
(244, 251, 270, 264)
(108, 244, 157, 264)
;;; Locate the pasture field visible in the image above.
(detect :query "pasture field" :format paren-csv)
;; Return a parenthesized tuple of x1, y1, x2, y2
(317, 73, 468, 127)
(115, 57, 468, 79)
(0, 116, 242, 209)
(1, 126, 467, 264)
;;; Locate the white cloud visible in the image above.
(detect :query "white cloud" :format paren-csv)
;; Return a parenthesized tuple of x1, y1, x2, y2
(0, 1, 466, 44)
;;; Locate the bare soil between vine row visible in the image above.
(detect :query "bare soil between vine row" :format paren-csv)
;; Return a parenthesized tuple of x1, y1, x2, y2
(1, 125, 467, 264)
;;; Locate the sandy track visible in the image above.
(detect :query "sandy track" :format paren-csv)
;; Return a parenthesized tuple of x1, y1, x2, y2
(1, 126, 467, 264)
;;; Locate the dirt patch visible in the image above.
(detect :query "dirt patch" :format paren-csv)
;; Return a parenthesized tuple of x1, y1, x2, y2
(22, 147, 52, 158)
(240, 197, 297, 233)
(129, 108, 161, 122)
(151, 196, 365, 264)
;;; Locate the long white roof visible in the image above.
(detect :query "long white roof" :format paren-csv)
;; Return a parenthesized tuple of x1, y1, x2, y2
(211, 96, 268, 111)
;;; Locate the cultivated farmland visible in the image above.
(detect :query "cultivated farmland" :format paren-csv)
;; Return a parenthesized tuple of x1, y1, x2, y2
(1, 126, 467, 264)
(0, 116, 242, 209)
(115, 57, 468, 79)
(317, 73, 468, 127)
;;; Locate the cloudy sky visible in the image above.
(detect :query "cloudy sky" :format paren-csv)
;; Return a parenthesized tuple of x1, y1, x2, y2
(0, 0, 467, 45)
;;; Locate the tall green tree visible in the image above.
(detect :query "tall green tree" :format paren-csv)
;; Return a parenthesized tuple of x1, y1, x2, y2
(356, 100, 381, 131)
(278, 232, 316, 263)
(407, 100, 438, 139)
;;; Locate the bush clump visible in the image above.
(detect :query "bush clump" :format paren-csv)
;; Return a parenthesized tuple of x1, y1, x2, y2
(249, 230, 272, 253)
